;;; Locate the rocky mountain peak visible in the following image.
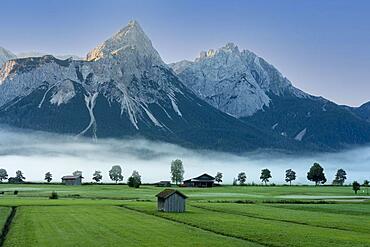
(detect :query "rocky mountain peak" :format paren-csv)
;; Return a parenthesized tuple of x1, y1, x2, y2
(86, 20, 164, 66)
(0, 47, 17, 68)
(171, 42, 307, 117)
(196, 42, 241, 62)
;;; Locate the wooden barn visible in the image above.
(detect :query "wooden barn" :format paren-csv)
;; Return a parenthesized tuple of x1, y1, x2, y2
(61, 175, 83, 185)
(183, 173, 215, 187)
(154, 181, 171, 187)
(155, 189, 187, 212)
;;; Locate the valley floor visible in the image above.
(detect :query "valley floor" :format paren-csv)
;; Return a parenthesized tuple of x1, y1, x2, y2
(0, 185, 368, 247)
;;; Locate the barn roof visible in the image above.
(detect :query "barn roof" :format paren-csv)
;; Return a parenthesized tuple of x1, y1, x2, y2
(155, 181, 171, 184)
(156, 189, 188, 199)
(61, 175, 83, 180)
(184, 173, 215, 182)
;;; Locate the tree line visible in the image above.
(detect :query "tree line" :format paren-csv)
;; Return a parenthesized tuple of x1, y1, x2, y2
(169, 160, 370, 194)
(0, 165, 142, 188)
(0, 161, 368, 194)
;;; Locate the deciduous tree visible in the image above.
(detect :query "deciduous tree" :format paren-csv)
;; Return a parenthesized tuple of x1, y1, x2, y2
(92, 171, 102, 183)
(0, 169, 8, 182)
(16, 170, 25, 182)
(127, 170, 141, 188)
(44, 172, 52, 183)
(332, 169, 347, 186)
(170, 159, 184, 185)
(307, 163, 326, 185)
(109, 165, 123, 183)
(73, 170, 83, 177)
(215, 172, 223, 184)
(285, 169, 296, 186)
(363, 180, 369, 196)
(260, 169, 272, 185)
(237, 172, 246, 185)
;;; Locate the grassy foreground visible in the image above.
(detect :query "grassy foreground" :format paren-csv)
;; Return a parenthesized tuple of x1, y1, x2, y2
(4, 206, 252, 247)
(0, 184, 368, 247)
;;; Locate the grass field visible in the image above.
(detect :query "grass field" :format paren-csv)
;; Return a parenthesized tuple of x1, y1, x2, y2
(4, 206, 253, 247)
(0, 184, 366, 201)
(0, 184, 368, 246)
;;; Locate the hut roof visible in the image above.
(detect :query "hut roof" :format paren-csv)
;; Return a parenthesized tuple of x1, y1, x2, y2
(61, 175, 83, 180)
(156, 189, 188, 199)
(155, 181, 171, 184)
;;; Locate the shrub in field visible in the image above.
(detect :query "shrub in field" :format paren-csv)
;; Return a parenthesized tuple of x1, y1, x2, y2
(67, 194, 80, 198)
(49, 191, 58, 199)
(352, 181, 361, 194)
(13, 190, 18, 195)
(8, 170, 26, 184)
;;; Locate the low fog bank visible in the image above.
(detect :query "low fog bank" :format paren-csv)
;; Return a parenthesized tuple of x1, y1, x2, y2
(0, 127, 369, 184)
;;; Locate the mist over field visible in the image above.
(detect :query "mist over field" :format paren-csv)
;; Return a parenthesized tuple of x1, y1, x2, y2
(0, 127, 369, 184)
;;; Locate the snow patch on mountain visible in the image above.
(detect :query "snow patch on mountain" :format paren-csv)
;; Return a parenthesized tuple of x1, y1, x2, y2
(294, 128, 307, 141)
(49, 80, 76, 106)
(78, 92, 98, 139)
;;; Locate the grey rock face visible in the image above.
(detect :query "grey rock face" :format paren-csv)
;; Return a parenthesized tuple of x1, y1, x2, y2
(171, 43, 307, 117)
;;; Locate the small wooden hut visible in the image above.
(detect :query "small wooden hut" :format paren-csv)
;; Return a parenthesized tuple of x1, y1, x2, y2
(155, 189, 187, 212)
(61, 175, 83, 185)
(154, 181, 171, 187)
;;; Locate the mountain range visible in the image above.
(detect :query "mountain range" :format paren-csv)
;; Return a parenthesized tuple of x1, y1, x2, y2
(16, 52, 83, 61)
(170, 44, 370, 150)
(0, 20, 369, 153)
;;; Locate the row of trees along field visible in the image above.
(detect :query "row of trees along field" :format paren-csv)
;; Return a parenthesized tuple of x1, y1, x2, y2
(169, 160, 369, 194)
(0, 161, 368, 194)
(0, 165, 142, 188)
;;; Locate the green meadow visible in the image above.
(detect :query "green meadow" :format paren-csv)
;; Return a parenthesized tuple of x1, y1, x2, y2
(0, 184, 368, 247)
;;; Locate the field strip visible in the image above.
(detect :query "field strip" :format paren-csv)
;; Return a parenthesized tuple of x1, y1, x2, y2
(119, 205, 272, 247)
(0, 207, 16, 247)
(191, 204, 361, 233)
(266, 204, 370, 216)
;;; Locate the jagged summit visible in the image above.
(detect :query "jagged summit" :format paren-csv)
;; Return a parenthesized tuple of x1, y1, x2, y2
(0, 47, 17, 68)
(196, 43, 240, 62)
(171, 42, 306, 117)
(0, 21, 289, 153)
(86, 20, 163, 66)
